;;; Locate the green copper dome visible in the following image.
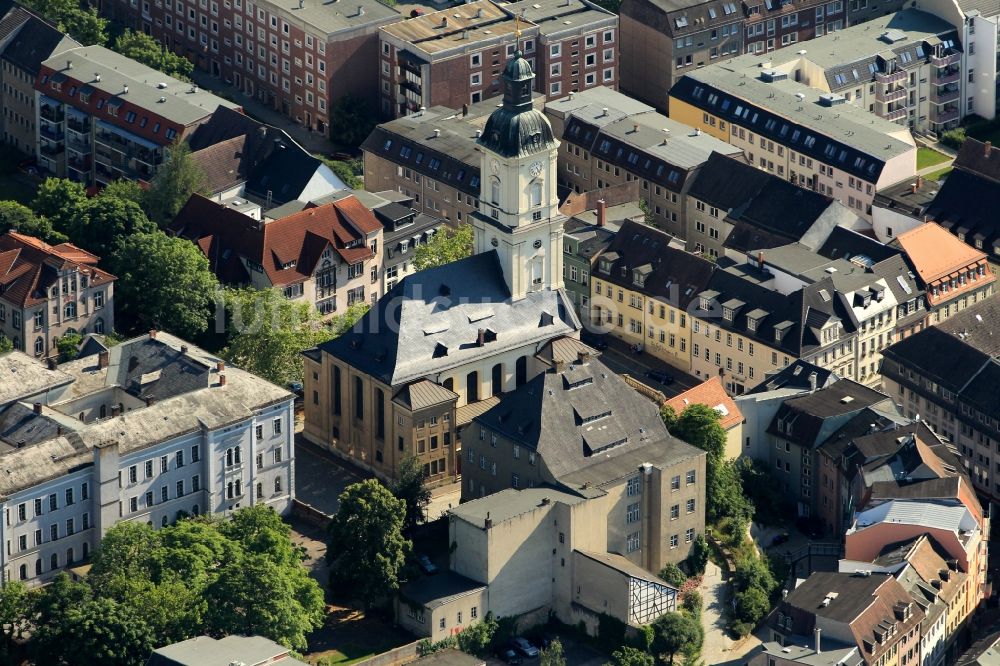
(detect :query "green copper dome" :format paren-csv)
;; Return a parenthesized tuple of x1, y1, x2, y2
(478, 49, 556, 159)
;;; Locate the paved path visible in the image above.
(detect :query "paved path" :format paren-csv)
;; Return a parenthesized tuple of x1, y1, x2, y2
(699, 561, 762, 666)
(916, 156, 954, 178)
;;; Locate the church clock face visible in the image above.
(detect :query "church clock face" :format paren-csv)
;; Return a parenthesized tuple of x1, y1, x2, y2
(490, 159, 500, 175)
(529, 161, 543, 178)
(491, 238, 499, 247)
(533, 239, 542, 249)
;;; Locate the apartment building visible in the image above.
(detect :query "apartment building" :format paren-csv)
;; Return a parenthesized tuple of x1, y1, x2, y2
(371, 197, 447, 293)
(880, 297, 1000, 499)
(100, 0, 400, 136)
(0, 232, 115, 358)
(685, 151, 858, 258)
(618, 0, 846, 111)
(172, 193, 383, 312)
(590, 220, 715, 373)
(669, 52, 918, 220)
(755, 571, 924, 666)
(361, 102, 489, 224)
(303, 50, 583, 485)
(893, 223, 995, 326)
(665, 377, 744, 458)
(0, 331, 295, 585)
(0, 4, 78, 153)
(870, 174, 940, 243)
(34, 46, 238, 185)
(378, 0, 617, 119)
(399, 487, 680, 642)
(544, 86, 742, 237)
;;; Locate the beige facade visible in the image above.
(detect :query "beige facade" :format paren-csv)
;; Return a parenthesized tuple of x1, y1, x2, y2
(2, 59, 41, 153)
(364, 148, 480, 225)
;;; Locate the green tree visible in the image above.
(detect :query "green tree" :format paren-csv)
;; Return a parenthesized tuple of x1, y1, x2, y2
(114, 30, 193, 80)
(652, 613, 702, 665)
(100, 179, 147, 207)
(329, 95, 377, 147)
(733, 586, 770, 629)
(685, 534, 709, 576)
(79, 197, 157, 257)
(658, 563, 687, 588)
(607, 646, 654, 666)
(0, 581, 35, 657)
(329, 302, 370, 337)
(733, 556, 777, 597)
(144, 140, 208, 226)
(22, 0, 108, 44)
(110, 231, 219, 337)
(32, 177, 89, 235)
(56, 331, 83, 362)
(327, 479, 410, 609)
(317, 155, 363, 189)
(222, 288, 335, 386)
(33, 596, 155, 666)
(540, 638, 567, 666)
(413, 224, 473, 271)
(659, 404, 678, 430)
(681, 590, 703, 619)
(391, 455, 432, 534)
(0, 201, 66, 243)
(672, 404, 726, 460)
(456, 613, 498, 657)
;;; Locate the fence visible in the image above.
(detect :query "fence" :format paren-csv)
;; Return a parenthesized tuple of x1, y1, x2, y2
(347, 640, 422, 666)
(292, 499, 332, 528)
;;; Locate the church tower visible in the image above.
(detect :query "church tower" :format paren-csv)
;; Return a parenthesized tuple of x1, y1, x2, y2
(472, 46, 564, 301)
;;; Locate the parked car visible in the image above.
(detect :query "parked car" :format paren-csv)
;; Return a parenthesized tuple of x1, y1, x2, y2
(415, 554, 438, 575)
(512, 637, 539, 658)
(497, 646, 523, 664)
(771, 532, 790, 546)
(645, 369, 674, 385)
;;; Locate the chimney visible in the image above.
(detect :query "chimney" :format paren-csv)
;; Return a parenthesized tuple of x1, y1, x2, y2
(216, 360, 225, 372)
(66, 59, 72, 70)
(986, 140, 993, 157)
(148, 329, 157, 340)
(461, 29, 468, 39)
(484, 511, 492, 529)
(601, 107, 608, 117)
(180, 345, 189, 354)
(357, 4, 363, 15)
(98, 350, 110, 369)
(577, 350, 591, 364)
(808, 372, 817, 392)
(46, 358, 57, 371)
(475, 129, 482, 137)
(597, 198, 606, 227)
(297, 0, 303, 7)
(477, 328, 485, 346)
(540, 496, 550, 506)
(917, 175, 924, 188)
(568, 91, 575, 100)
(911, 182, 918, 194)
(33, 402, 42, 415)
(814, 628, 822, 654)
(441, 16, 448, 27)
(94, 73, 101, 82)
(476, 7, 482, 17)
(632, 123, 639, 133)
(122, 84, 128, 94)
(111, 405, 121, 418)
(219, 373, 227, 387)
(433, 128, 441, 137)
(258, 126, 267, 139)
(757, 251, 765, 269)
(145, 396, 156, 407)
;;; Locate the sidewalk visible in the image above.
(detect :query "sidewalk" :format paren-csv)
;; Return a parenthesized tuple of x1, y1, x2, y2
(699, 561, 762, 665)
(190, 69, 335, 154)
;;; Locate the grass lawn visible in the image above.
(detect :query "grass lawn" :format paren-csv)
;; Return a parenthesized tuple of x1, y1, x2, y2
(916, 147, 950, 170)
(0, 148, 37, 204)
(304, 606, 414, 666)
(925, 166, 953, 182)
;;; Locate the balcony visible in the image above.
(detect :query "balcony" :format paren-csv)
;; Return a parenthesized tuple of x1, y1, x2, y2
(876, 87, 907, 104)
(875, 70, 907, 85)
(95, 131, 128, 151)
(39, 124, 64, 141)
(934, 68, 961, 84)
(39, 142, 64, 157)
(66, 117, 89, 134)
(39, 105, 64, 123)
(931, 107, 960, 124)
(883, 107, 908, 122)
(930, 52, 961, 67)
(68, 154, 91, 171)
(931, 86, 960, 104)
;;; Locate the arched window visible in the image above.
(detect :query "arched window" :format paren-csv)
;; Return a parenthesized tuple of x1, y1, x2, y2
(225, 448, 233, 466)
(66, 548, 74, 565)
(227, 481, 234, 499)
(516, 356, 528, 387)
(34, 559, 41, 576)
(274, 477, 282, 493)
(490, 177, 501, 205)
(466, 371, 479, 403)
(443, 377, 454, 392)
(19, 564, 26, 580)
(33, 337, 44, 357)
(234, 445, 242, 465)
(530, 181, 542, 207)
(82, 542, 89, 559)
(354, 376, 364, 420)
(94, 318, 105, 334)
(257, 482, 263, 500)
(49, 553, 58, 571)
(491, 363, 503, 396)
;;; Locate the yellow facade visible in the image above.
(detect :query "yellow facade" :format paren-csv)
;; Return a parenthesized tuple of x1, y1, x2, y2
(668, 98, 729, 142)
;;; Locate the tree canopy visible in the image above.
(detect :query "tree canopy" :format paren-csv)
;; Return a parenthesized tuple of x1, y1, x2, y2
(329, 95, 378, 147)
(391, 455, 431, 534)
(114, 30, 194, 81)
(413, 224, 473, 271)
(327, 479, 410, 609)
(652, 612, 702, 665)
(32, 177, 89, 234)
(110, 231, 219, 337)
(143, 140, 208, 226)
(540, 639, 567, 666)
(0, 201, 66, 243)
(78, 196, 157, 257)
(607, 646, 655, 666)
(21, 0, 108, 44)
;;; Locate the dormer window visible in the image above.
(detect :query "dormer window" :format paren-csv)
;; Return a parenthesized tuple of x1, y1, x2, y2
(633, 270, 645, 286)
(723, 307, 734, 321)
(699, 296, 711, 311)
(747, 316, 758, 332)
(620, 266, 627, 277)
(599, 260, 611, 274)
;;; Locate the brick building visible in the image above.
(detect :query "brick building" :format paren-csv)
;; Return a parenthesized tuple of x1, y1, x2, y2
(378, 0, 617, 118)
(99, 0, 400, 136)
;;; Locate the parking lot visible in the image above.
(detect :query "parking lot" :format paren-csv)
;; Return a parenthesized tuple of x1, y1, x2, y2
(294, 436, 366, 516)
(582, 331, 702, 401)
(484, 636, 606, 666)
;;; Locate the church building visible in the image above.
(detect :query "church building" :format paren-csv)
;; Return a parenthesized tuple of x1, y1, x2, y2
(301, 49, 583, 486)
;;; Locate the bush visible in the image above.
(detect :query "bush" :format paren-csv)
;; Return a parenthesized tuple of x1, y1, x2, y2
(940, 127, 967, 149)
(658, 563, 687, 588)
(681, 590, 703, 619)
(597, 613, 628, 654)
(734, 586, 770, 627)
(686, 534, 710, 575)
(731, 621, 755, 638)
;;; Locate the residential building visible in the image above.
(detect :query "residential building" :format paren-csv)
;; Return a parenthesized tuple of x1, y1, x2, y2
(893, 223, 995, 326)
(0, 4, 78, 153)
(0, 331, 295, 585)
(590, 220, 715, 373)
(186, 106, 345, 207)
(0, 232, 115, 358)
(399, 486, 680, 641)
(756, 571, 925, 666)
(880, 297, 1000, 499)
(544, 86, 743, 237)
(171, 192, 383, 313)
(958, 631, 1000, 666)
(361, 101, 490, 225)
(619, 0, 848, 112)
(669, 47, 919, 220)
(371, 196, 448, 293)
(922, 138, 1000, 261)
(871, 174, 939, 243)
(764, 379, 893, 519)
(99, 0, 401, 136)
(378, 0, 617, 119)
(685, 151, 860, 259)
(666, 377, 744, 458)
(34, 46, 239, 185)
(302, 50, 582, 486)
(148, 635, 309, 666)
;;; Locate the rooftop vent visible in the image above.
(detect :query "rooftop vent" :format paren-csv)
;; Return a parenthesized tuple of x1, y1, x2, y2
(95, 73, 101, 82)
(157, 81, 168, 89)
(840, 395, 855, 404)
(819, 93, 846, 106)
(759, 69, 788, 82)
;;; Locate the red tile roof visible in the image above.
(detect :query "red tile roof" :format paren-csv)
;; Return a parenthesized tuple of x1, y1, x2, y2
(665, 376, 743, 430)
(0, 232, 116, 308)
(172, 194, 381, 288)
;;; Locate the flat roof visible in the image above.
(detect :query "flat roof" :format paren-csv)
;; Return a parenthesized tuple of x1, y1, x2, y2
(502, 0, 616, 36)
(381, 1, 525, 55)
(274, 0, 399, 36)
(450, 487, 586, 526)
